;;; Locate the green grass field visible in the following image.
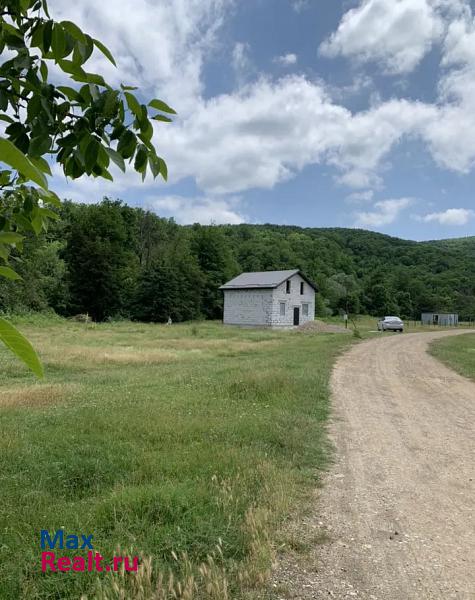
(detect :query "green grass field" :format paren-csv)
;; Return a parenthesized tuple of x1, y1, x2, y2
(0, 318, 354, 599)
(429, 332, 475, 381)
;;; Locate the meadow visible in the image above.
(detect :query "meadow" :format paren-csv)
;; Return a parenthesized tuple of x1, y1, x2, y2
(0, 317, 354, 599)
(429, 332, 475, 381)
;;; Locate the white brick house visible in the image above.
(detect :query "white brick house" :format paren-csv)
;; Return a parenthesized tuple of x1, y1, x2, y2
(220, 270, 317, 327)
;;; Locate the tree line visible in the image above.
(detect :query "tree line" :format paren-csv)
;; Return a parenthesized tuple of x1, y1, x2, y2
(1, 198, 474, 322)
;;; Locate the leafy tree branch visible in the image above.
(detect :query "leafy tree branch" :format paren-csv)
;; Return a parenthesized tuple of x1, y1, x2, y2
(0, 0, 175, 374)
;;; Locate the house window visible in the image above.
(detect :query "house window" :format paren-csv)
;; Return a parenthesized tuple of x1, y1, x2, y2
(302, 303, 309, 316)
(280, 302, 286, 316)
(300, 282, 304, 295)
(286, 280, 291, 294)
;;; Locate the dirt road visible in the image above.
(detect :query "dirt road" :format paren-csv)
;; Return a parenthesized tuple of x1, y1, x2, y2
(273, 331, 475, 600)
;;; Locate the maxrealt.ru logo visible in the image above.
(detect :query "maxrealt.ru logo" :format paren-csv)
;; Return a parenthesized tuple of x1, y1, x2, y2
(40, 530, 139, 573)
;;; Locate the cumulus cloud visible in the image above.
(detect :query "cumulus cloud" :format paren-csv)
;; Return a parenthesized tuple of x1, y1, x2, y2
(274, 53, 298, 66)
(354, 198, 413, 227)
(319, 0, 444, 74)
(417, 208, 475, 225)
(158, 78, 443, 194)
(48, 0, 232, 114)
(45, 0, 475, 207)
(145, 195, 245, 224)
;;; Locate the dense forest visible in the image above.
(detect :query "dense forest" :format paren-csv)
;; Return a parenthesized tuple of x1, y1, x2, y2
(1, 198, 474, 321)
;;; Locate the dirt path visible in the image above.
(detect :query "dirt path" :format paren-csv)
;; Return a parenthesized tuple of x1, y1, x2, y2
(273, 330, 475, 600)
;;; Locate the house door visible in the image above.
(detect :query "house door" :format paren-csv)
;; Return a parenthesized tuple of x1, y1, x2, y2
(293, 307, 300, 326)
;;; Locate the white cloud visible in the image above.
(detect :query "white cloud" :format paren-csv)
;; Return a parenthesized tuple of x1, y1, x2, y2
(146, 195, 245, 224)
(48, 0, 232, 115)
(232, 43, 250, 70)
(320, 0, 444, 74)
(274, 53, 298, 66)
(354, 198, 413, 227)
(232, 42, 254, 86)
(417, 208, 475, 225)
(158, 77, 441, 194)
(346, 190, 374, 203)
(442, 15, 475, 69)
(291, 0, 308, 13)
(44, 0, 475, 211)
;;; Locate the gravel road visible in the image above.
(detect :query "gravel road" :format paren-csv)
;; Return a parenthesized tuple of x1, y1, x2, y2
(273, 330, 475, 600)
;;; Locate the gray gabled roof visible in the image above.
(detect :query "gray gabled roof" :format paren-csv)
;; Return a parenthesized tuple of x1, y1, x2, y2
(219, 269, 317, 290)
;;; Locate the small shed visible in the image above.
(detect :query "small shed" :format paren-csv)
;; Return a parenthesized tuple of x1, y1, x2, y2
(421, 312, 459, 327)
(220, 269, 317, 328)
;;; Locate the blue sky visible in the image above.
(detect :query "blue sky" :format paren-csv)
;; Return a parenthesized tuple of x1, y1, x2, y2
(50, 0, 475, 240)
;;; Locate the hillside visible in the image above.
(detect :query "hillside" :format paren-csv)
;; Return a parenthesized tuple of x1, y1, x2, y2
(0, 200, 473, 320)
(220, 224, 475, 318)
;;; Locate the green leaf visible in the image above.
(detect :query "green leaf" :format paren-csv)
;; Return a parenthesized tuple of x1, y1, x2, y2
(152, 114, 172, 123)
(30, 213, 43, 235)
(39, 207, 60, 220)
(0, 231, 25, 244)
(0, 138, 48, 189)
(30, 156, 52, 176)
(148, 153, 160, 178)
(148, 99, 176, 115)
(42, 0, 51, 19)
(85, 137, 100, 173)
(125, 92, 142, 119)
(75, 72, 107, 87)
(57, 85, 81, 102)
(57, 59, 87, 80)
(43, 20, 53, 53)
(134, 144, 148, 173)
(105, 147, 125, 172)
(38, 188, 61, 208)
(92, 38, 117, 67)
(40, 60, 48, 82)
(158, 157, 168, 181)
(149, 154, 167, 181)
(0, 170, 12, 185)
(0, 318, 43, 378)
(51, 23, 67, 59)
(0, 266, 22, 281)
(120, 84, 138, 91)
(117, 130, 136, 159)
(29, 135, 52, 157)
(97, 145, 110, 170)
(99, 167, 113, 181)
(73, 36, 94, 66)
(60, 21, 86, 44)
(30, 23, 44, 49)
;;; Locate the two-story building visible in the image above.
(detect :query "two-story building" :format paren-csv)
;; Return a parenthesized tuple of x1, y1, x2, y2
(220, 269, 317, 327)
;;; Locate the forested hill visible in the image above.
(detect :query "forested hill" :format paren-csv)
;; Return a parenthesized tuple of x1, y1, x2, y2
(0, 200, 474, 321)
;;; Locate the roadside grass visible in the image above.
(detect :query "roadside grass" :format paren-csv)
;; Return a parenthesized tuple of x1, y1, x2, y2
(429, 332, 475, 381)
(0, 318, 353, 599)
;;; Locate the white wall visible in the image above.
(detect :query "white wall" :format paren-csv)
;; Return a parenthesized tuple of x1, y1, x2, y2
(223, 289, 273, 326)
(270, 273, 315, 327)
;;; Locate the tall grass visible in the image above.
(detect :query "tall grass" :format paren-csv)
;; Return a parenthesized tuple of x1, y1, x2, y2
(0, 320, 352, 599)
(429, 332, 475, 381)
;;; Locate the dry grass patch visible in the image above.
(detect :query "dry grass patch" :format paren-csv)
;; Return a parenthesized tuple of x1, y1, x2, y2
(0, 383, 75, 408)
(43, 345, 179, 367)
(40, 339, 280, 366)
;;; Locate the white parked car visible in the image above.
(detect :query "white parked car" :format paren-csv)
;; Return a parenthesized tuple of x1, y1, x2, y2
(377, 316, 404, 332)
